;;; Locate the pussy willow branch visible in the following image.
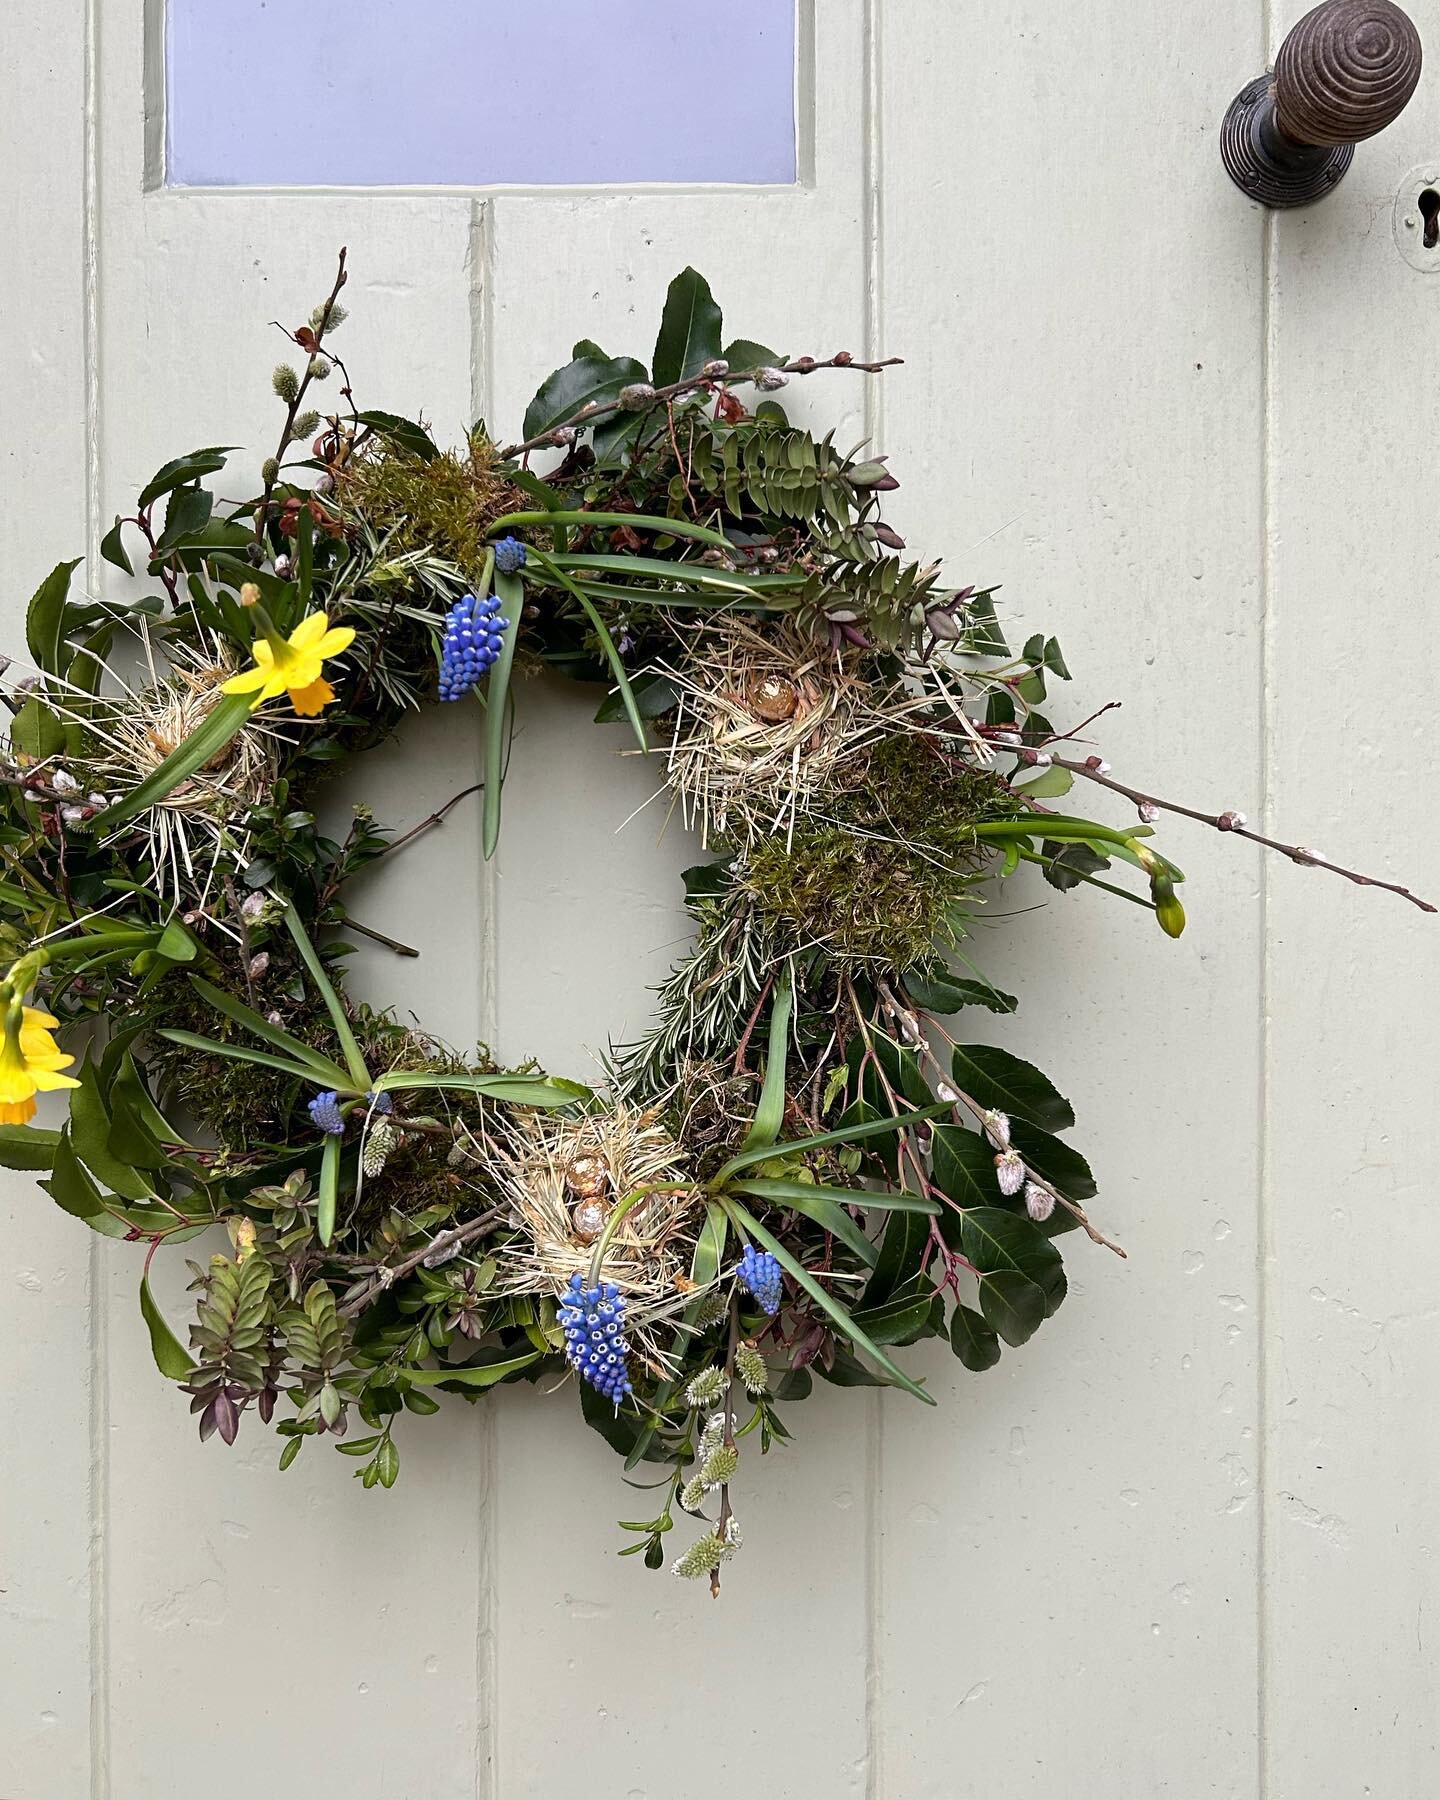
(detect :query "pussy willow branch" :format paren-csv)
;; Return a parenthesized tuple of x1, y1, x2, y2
(1047, 754, 1436, 914)
(253, 246, 350, 544)
(709, 1291, 741, 1600)
(495, 351, 903, 462)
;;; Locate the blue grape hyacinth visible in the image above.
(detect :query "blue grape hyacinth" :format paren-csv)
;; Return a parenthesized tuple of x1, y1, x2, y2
(438, 591, 509, 702)
(308, 1090, 345, 1135)
(559, 1271, 634, 1404)
(737, 1245, 784, 1316)
(492, 535, 528, 575)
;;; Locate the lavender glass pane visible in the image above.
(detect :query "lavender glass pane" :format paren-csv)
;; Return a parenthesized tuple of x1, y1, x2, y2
(167, 0, 797, 187)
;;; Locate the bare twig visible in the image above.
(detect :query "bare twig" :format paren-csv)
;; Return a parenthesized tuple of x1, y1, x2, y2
(339, 1204, 507, 1318)
(1051, 755, 1436, 914)
(496, 351, 903, 462)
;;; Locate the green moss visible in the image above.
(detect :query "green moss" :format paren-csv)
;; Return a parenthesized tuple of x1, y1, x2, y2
(830, 733, 1015, 843)
(338, 433, 526, 579)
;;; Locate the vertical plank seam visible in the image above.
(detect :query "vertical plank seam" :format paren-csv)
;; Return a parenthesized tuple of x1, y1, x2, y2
(83, 0, 110, 1792)
(468, 194, 500, 1800)
(1257, 0, 1278, 1778)
(862, 3, 886, 1796)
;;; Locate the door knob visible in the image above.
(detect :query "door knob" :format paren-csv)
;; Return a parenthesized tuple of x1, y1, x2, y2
(1222, 0, 1422, 206)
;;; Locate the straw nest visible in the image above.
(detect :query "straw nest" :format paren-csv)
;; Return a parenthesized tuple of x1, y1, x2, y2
(490, 1105, 708, 1354)
(657, 618, 913, 850)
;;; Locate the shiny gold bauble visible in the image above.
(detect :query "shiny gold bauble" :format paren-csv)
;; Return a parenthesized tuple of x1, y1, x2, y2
(746, 672, 800, 724)
(563, 1152, 609, 1198)
(571, 1198, 611, 1244)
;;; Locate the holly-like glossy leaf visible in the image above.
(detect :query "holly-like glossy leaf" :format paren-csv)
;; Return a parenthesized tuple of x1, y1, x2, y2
(25, 558, 83, 675)
(929, 1124, 996, 1210)
(137, 446, 235, 510)
(652, 268, 723, 386)
(852, 1283, 938, 1346)
(354, 410, 438, 462)
(1010, 1117, 1097, 1204)
(141, 1272, 195, 1379)
(903, 962, 1018, 1016)
(949, 1044, 1075, 1133)
(522, 352, 649, 443)
(960, 1206, 1066, 1318)
(949, 1302, 1002, 1371)
(0, 1124, 62, 1171)
(978, 1270, 1048, 1347)
(154, 485, 213, 554)
(99, 519, 133, 576)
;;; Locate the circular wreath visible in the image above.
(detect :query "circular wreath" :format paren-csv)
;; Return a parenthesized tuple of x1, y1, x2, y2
(1, 255, 1426, 1594)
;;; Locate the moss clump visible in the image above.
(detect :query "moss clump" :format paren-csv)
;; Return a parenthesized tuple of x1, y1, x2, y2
(741, 826, 980, 967)
(829, 733, 1015, 844)
(337, 431, 527, 579)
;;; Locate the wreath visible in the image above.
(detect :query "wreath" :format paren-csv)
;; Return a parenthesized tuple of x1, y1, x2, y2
(2, 254, 1426, 1595)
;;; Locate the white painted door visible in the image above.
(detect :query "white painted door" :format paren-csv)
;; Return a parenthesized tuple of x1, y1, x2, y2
(2, 4, 1437, 1796)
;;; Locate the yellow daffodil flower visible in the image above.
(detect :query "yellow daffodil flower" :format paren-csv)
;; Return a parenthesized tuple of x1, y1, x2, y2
(222, 610, 356, 717)
(0, 1000, 79, 1125)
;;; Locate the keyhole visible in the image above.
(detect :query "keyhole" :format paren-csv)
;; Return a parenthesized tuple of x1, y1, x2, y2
(1419, 188, 1440, 248)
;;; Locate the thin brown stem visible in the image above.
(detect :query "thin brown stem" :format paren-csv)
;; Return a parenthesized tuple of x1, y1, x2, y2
(1051, 755, 1435, 914)
(339, 1204, 506, 1318)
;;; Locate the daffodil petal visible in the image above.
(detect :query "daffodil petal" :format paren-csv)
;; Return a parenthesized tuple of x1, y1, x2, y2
(222, 665, 272, 695)
(288, 677, 336, 717)
(290, 611, 332, 649)
(312, 626, 356, 658)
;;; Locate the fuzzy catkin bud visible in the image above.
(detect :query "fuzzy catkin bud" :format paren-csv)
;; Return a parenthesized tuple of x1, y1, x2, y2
(1024, 1181, 1056, 1223)
(672, 1533, 732, 1580)
(685, 1366, 727, 1409)
(260, 457, 280, 487)
(692, 1289, 729, 1329)
(362, 1120, 399, 1178)
(307, 356, 332, 381)
(754, 367, 788, 391)
(995, 1148, 1026, 1196)
(700, 1441, 739, 1489)
(982, 1109, 1011, 1149)
(616, 383, 657, 411)
(272, 363, 300, 403)
(290, 410, 320, 440)
(680, 1476, 709, 1512)
(734, 1343, 768, 1396)
(312, 301, 347, 334)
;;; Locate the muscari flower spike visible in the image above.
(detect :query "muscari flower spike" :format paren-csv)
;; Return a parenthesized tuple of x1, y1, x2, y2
(492, 535, 528, 575)
(438, 592, 509, 702)
(737, 1244, 783, 1317)
(308, 1090, 345, 1135)
(558, 1271, 633, 1404)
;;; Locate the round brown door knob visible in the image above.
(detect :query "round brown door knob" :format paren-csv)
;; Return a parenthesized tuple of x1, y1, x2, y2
(1222, 1, 1423, 206)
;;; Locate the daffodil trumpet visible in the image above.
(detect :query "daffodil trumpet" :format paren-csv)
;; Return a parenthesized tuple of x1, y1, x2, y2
(221, 602, 356, 717)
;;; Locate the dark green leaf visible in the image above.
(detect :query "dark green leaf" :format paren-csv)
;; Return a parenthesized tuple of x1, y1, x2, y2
(0, 1123, 62, 1171)
(949, 1302, 1002, 1371)
(864, 1207, 930, 1307)
(721, 338, 780, 371)
(852, 1284, 938, 1346)
(482, 568, 524, 859)
(25, 558, 83, 676)
(141, 1273, 196, 1379)
(1010, 1118, 1097, 1205)
(903, 962, 1018, 1016)
(521, 353, 649, 443)
(960, 1206, 1066, 1317)
(978, 1270, 1048, 1347)
(651, 268, 724, 386)
(99, 519, 134, 576)
(930, 1124, 996, 1210)
(728, 1178, 878, 1269)
(354, 410, 438, 462)
(137, 446, 235, 510)
(949, 1044, 1075, 1133)
(155, 485, 213, 554)
(407, 1350, 541, 1389)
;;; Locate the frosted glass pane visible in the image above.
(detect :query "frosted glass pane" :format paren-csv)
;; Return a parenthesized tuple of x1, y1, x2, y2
(166, 0, 797, 187)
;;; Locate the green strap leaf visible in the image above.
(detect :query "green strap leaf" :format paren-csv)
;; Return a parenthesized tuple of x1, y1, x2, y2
(187, 975, 350, 1085)
(710, 1100, 949, 1190)
(488, 510, 730, 552)
(156, 1028, 331, 1086)
(373, 1071, 588, 1107)
(317, 1132, 341, 1247)
(727, 1201, 935, 1406)
(727, 1178, 878, 1269)
(530, 548, 649, 752)
(482, 565, 523, 860)
(282, 902, 372, 1091)
(406, 1351, 542, 1389)
(140, 1272, 196, 1379)
(741, 971, 793, 1153)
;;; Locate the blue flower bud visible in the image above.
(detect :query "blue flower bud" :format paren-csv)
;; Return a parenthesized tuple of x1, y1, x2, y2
(492, 535, 528, 575)
(737, 1245, 783, 1316)
(308, 1090, 345, 1136)
(438, 592, 510, 702)
(557, 1270, 634, 1403)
